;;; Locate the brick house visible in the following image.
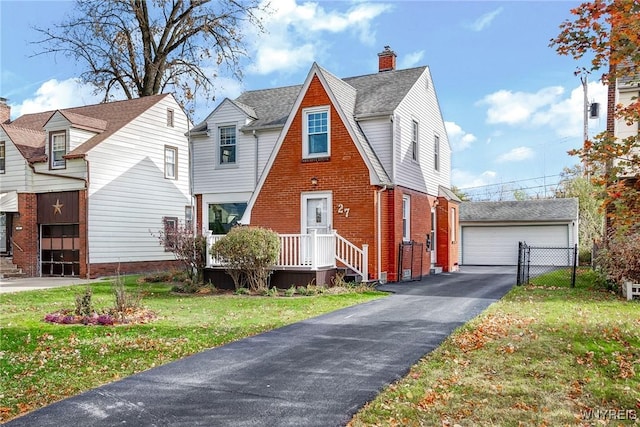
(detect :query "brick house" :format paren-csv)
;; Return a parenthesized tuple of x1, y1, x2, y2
(191, 47, 459, 284)
(0, 95, 191, 278)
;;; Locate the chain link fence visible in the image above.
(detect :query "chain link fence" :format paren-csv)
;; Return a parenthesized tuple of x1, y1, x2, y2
(517, 242, 578, 287)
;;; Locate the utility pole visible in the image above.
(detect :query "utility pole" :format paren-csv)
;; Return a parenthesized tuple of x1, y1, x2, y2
(581, 74, 589, 177)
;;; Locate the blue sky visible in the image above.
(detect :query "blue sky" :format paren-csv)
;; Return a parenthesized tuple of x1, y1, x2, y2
(0, 0, 607, 199)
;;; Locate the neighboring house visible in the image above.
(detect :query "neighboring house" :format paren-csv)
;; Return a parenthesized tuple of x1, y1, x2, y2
(0, 95, 191, 278)
(191, 47, 460, 284)
(459, 199, 579, 265)
(611, 74, 640, 178)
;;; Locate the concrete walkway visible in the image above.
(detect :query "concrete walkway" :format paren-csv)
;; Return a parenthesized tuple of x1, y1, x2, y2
(4, 266, 516, 427)
(0, 276, 107, 293)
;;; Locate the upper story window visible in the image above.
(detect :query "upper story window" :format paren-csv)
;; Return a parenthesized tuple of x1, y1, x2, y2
(303, 107, 330, 159)
(167, 109, 174, 127)
(165, 145, 177, 179)
(219, 125, 236, 165)
(411, 120, 419, 161)
(434, 135, 440, 172)
(50, 131, 67, 170)
(402, 195, 411, 241)
(0, 141, 5, 174)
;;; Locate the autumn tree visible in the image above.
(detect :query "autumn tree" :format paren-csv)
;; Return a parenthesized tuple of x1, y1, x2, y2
(33, 0, 270, 113)
(555, 165, 604, 258)
(550, 0, 640, 234)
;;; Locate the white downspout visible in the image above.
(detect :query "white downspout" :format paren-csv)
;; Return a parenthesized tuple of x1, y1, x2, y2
(376, 185, 389, 281)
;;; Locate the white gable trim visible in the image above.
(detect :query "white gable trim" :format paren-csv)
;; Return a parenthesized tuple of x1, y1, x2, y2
(241, 63, 386, 224)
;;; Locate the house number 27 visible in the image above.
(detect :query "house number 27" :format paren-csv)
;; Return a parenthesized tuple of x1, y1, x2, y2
(337, 204, 350, 218)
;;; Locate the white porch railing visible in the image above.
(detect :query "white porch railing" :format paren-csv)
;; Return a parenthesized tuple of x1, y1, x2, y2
(206, 230, 368, 280)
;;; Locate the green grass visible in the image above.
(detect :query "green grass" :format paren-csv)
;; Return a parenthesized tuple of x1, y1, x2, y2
(349, 268, 640, 427)
(0, 276, 385, 422)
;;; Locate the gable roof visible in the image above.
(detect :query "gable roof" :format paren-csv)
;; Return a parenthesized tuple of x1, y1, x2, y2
(4, 94, 170, 161)
(460, 199, 578, 223)
(193, 66, 429, 134)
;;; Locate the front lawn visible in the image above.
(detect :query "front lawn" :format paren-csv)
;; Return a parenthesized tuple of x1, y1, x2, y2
(0, 276, 385, 422)
(349, 268, 640, 426)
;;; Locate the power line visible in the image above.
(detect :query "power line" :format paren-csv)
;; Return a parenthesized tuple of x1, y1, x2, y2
(458, 173, 563, 191)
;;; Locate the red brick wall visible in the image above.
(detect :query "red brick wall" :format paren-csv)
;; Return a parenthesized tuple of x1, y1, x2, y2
(89, 260, 183, 278)
(436, 198, 460, 272)
(387, 187, 433, 281)
(79, 189, 89, 278)
(195, 194, 203, 233)
(12, 193, 38, 276)
(250, 75, 380, 279)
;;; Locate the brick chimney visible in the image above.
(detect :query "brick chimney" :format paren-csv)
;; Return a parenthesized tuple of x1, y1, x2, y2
(378, 46, 396, 72)
(0, 97, 10, 124)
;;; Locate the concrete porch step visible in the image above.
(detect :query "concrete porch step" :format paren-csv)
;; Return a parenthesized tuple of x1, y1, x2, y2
(0, 257, 26, 279)
(430, 266, 443, 275)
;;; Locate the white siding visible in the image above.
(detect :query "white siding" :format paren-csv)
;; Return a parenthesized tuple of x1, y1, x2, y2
(0, 138, 31, 193)
(86, 96, 190, 264)
(29, 159, 87, 193)
(360, 118, 393, 180)
(615, 87, 639, 176)
(69, 128, 97, 151)
(393, 68, 451, 196)
(192, 100, 280, 195)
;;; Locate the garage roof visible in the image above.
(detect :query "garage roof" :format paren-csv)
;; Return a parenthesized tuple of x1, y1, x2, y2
(460, 199, 578, 222)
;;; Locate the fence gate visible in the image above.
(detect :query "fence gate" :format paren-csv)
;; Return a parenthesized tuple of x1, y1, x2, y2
(398, 241, 424, 282)
(517, 241, 578, 287)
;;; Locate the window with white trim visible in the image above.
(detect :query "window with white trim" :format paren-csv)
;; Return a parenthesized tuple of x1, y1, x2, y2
(165, 146, 177, 179)
(402, 195, 410, 241)
(219, 125, 236, 165)
(411, 120, 419, 161)
(303, 107, 329, 158)
(434, 135, 440, 171)
(0, 141, 5, 174)
(50, 131, 67, 169)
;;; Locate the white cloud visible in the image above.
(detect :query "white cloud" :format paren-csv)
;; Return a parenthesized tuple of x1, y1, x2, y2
(531, 81, 607, 138)
(477, 81, 608, 138)
(247, 0, 393, 75)
(399, 50, 424, 69)
(479, 86, 565, 125)
(11, 78, 105, 117)
(445, 121, 477, 151)
(465, 7, 503, 32)
(496, 146, 535, 163)
(452, 169, 498, 189)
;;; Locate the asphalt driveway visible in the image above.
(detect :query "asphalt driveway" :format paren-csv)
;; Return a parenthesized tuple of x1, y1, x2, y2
(4, 266, 516, 427)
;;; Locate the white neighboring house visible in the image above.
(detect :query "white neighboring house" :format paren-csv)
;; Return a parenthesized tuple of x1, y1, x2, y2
(0, 94, 191, 278)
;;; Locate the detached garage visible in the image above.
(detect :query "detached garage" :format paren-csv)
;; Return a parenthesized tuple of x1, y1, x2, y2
(459, 199, 579, 265)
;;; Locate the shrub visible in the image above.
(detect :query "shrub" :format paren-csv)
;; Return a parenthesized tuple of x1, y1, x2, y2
(74, 286, 93, 316)
(112, 274, 142, 317)
(211, 226, 280, 293)
(597, 232, 640, 292)
(154, 221, 208, 284)
(284, 285, 297, 297)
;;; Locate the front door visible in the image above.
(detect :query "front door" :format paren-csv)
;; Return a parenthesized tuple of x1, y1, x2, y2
(302, 193, 332, 235)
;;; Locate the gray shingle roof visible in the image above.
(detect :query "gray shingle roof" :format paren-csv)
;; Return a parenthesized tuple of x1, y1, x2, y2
(460, 199, 578, 222)
(201, 66, 428, 132)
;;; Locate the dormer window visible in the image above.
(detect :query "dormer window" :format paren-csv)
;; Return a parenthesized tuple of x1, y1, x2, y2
(303, 107, 330, 159)
(50, 131, 67, 169)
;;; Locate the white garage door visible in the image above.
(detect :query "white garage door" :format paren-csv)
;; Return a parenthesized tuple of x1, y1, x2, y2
(461, 225, 569, 265)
